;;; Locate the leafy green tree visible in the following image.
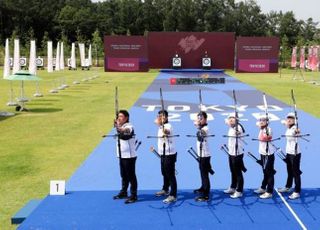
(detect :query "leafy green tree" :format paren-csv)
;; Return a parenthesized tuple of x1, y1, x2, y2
(141, 0, 164, 31)
(265, 11, 281, 36)
(92, 28, 103, 67)
(278, 11, 302, 46)
(163, 0, 180, 31)
(301, 18, 318, 42)
(40, 31, 49, 56)
(280, 35, 291, 67)
(203, 0, 225, 32)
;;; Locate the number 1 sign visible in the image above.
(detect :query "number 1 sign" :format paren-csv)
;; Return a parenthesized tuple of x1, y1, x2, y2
(50, 180, 65, 195)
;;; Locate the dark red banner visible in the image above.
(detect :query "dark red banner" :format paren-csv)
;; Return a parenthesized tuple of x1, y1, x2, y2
(104, 36, 148, 72)
(236, 37, 280, 73)
(148, 32, 235, 69)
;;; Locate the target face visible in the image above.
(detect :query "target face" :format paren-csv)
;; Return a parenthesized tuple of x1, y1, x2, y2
(19, 58, 27, 66)
(36, 58, 44, 66)
(172, 57, 181, 67)
(202, 58, 211, 67)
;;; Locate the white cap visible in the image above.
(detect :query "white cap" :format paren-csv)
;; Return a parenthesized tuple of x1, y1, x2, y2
(257, 114, 268, 120)
(227, 113, 237, 119)
(286, 112, 295, 119)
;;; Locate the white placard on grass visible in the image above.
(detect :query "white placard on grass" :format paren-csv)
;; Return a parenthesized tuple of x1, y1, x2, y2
(50, 180, 65, 195)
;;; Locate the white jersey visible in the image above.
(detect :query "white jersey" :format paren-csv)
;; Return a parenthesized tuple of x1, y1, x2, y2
(285, 125, 300, 155)
(196, 125, 211, 157)
(157, 123, 176, 156)
(116, 122, 136, 158)
(258, 127, 275, 155)
(227, 124, 244, 156)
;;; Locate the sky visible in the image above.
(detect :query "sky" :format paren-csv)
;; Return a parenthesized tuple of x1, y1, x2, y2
(91, 0, 320, 24)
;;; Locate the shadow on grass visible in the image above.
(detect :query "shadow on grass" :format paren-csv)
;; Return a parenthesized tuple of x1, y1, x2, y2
(63, 90, 86, 93)
(0, 114, 14, 121)
(27, 103, 54, 106)
(71, 86, 91, 90)
(33, 99, 60, 102)
(28, 108, 63, 113)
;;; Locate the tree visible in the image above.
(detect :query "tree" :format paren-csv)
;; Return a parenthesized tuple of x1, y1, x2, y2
(265, 11, 281, 36)
(141, 0, 164, 32)
(203, 0, 225, 32)
(280, 35, 291, 67)
(301, 18, 318, 42)
(278, 11, 302, 46)
(60, 30, 70, 58)
(40, 31, 49, 56)
(163, 0, 180, 31)
(92, 28, 103, 67)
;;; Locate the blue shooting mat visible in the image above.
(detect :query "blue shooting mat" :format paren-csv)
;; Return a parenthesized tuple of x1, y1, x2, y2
(19, 70, 320, 230)
(66, 70, 319, 191)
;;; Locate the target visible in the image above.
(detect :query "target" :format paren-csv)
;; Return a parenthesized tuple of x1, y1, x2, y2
(36, 58, 44, 67)
(202, 57, 211, 68)
(52, 58, 56, 66)
(67, 58, 71, 67)
(9, 58, 13, 67)
(172, 57, 181, 68)
(19, 57, 27, 66)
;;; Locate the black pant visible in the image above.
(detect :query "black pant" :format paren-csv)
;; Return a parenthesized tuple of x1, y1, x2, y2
(120, 157, 138, 197)
(285, 154, 302, 193)
(260, 154, 275, 193)
(161, 154, 177, 197)
(199, 157, 211, 197)
(229, 155, 244, 193)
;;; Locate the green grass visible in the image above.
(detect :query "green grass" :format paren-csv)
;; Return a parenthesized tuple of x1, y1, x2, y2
(0, 68, 157, 229)
(0, 67, 320, 229)
(226, 69, 320, 118)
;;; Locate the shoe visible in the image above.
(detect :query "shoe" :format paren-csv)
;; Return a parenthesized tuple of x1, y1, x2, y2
(254, 188, 266, 194)
(259, 192, 273, 199)
(163, 195, 177, 204)
(155, 190, 169, 197)
(230, 191, 243, 199)
(113, 192, 128, 200)
(289, 192, 300, 200)
(193, 188, 204, 194)
(125, 196, 137, 204)
(278, 187, 291, 193)
(195, 196, 209, 202)
(224, 188, 235, 194)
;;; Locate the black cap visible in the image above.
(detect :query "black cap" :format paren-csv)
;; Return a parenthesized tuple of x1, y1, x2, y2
(158, 109, 168, 117)
(119, 110, 129, 121)
(198, 111, 207, 119)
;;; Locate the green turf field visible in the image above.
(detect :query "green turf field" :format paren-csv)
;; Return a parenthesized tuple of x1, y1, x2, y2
(0, 68, 157, 229)
(227, 69, 320, 118)
(0, 67, 319, 229)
